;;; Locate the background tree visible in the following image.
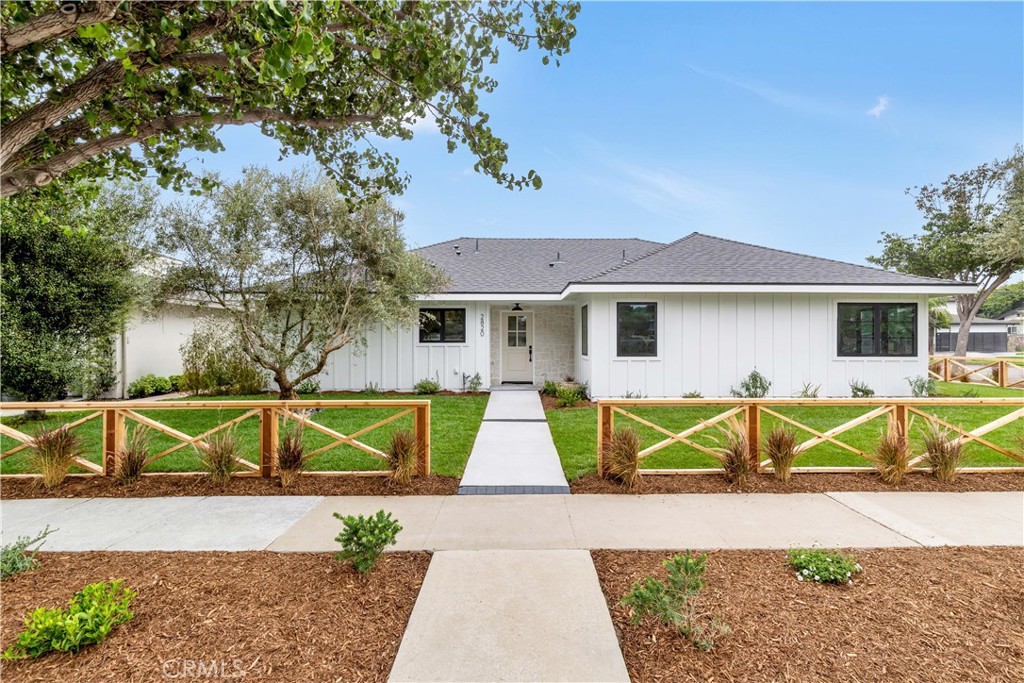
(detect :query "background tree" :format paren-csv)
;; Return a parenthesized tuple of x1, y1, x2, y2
(156, 166, 448, 399)
(869, 147, 1024, 357)
(0, 1, 579, 199)
(978, 281, 1024, 319)
(927, 299, 953, 355)
(0, 182, 152, 408)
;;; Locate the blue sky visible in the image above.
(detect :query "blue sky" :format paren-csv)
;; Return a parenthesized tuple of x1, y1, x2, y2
(179, 1, 1023, 266)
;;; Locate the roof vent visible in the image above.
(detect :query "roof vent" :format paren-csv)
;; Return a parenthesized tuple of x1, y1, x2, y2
(475, 238, 480, 252)
(454, 244, 462, 256)
(549, 251, 566, 268)
(622, 248, 627, 263)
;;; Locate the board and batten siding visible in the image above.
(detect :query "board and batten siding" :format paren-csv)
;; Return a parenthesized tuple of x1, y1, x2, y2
(583, 292, 930, 398)
(317, 301, 490, 392)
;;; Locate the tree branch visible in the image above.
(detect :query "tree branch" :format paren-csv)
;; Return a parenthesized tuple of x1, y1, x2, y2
(0, 0, 119, 56)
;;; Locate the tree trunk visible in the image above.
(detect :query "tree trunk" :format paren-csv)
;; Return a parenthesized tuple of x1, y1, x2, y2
(954, 295, 981, 358)
(23, 409, 47, 421)
(278, 387, 299, 400)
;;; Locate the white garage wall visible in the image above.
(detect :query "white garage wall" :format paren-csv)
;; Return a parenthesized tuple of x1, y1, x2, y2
(318, 300, 490, 392)
(585, 292, 929, 398)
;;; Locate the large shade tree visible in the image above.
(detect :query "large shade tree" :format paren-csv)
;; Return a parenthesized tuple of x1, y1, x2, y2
(0, 182, 152, 406)
(870, 147, 1024, 357)
(156, 166, 447, 399)
(0, 1, 579, 199)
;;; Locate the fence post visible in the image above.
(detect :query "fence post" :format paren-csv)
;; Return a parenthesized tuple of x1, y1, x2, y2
(415, 402, 431, 476)
(999, 360, 1008, 388)
(746, 403, 761, 470)
(944, 357, 951, 382)
(102, 409, 125, 476)
(597, 402, 614, 476)
(893, 403, 908, 438)
(259, 407, 278, 478)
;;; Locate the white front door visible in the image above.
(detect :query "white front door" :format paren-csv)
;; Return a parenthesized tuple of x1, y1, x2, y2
(501, 312, 533, 383)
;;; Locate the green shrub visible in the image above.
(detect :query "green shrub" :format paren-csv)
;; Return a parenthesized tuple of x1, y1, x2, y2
(1, 528, 53, 581)
(763, 425, 798, 484)
(467, 372, 483, 392)
(906, 375, 936, 398)
(707, 416, 754, 486)
(869, 416, 911, 485)
(555, 385, 587, 408)
(363, 382, 382, 396)
(681, 391, 703, 399)
(603, 427, 642, 490)
(387, 430, 419, 485)
(198, 429, 239, 486)
(127, 374, 173, 399)
(542, 380, 559, 397)
(414, 378, 441, 394)
(277, 423, 305, 489)
(730, 369, 771, 398)
(621, 390, 647, 399)
(620, 552, 729, 651)
(3, 580, 136, 659)
(920, 421, 965, 484)
(849, 379, 875, 398)
(787, 548, 862, 585)
(796, 382, 820, 398)
(178, 323, 267, 395)
(168, 375, 182, 392)
(30, 425, 84, 489)
(114, 426, 152, 486)
(333, 510, 402, 573)
(296, 378, 321, 394)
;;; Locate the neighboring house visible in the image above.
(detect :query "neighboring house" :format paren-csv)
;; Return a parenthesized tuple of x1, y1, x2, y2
(116, 233, 974, 398)
(997, 304, 1024, 352)
(935, 301, 1011, 354)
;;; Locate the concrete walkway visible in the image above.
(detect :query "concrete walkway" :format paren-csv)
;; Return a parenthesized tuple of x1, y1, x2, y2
(458, 390, 569, 494)
(4, 491, 1021, 552)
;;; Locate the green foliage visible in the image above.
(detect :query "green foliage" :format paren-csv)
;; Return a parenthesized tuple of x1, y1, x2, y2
(167, 375, 183, 392)
(620, 552, 729, 651)
(788, 548, 862, 585)
(730, 369, 772, 398)
(979, 282, 1024, 318)
(763, 425, 798, 484)
(603, 427, 642, 490)
(0, 183, 149, 401)
(157, 168, 446, 399)
(387, 430, 419, 486)
(178, 320, 268, 396)
(1, 2, 579, 202)
(3, 580, 136, 659)
(681, 391, 704, 399)
(333, 510, 402, 573)
(707, 416, 753, 486)
(906, 376, 937, 398)
(114, 426, 152, 486)
(414, 378, 442, 395)
(30, 425, 84, 489)
(467, 373, 483, 393)
(75, 338, 118, 399)
(920, 421, 965, 483)
(542, 380, 560, 397)
(555, 384, 588, 408)
(1, 527, 53, 581)
(127, 374, 173, 399)
(362, 382, 383, 397)
(198, 429, 239, 486)
(295, 378, 321, 395)
(796, 382, 820, 398)
(849, 379, 875, 398)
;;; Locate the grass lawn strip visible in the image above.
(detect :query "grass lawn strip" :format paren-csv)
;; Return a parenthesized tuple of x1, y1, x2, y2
(0, 393, 488, 478)
(0, 551, 429, 682)
(594, 547, 1024, 683)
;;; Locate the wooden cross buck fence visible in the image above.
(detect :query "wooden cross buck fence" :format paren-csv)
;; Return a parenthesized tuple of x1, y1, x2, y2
(929, 357, 1024, 389)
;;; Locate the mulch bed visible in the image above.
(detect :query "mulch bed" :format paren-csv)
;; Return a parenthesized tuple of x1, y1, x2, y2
(571, 470, 1024, 494)
(539, 392, 596, 411)
(594, 547, 1024, 682)
(0, 551, 430, 683)
(0, 474, 459, 499)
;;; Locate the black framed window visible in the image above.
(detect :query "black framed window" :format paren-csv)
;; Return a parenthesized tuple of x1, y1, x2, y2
(419, 308, 466, 343)
(838, 303, 917, 357)
(617, 302, 657, 357)
(581, 305, 589, 356)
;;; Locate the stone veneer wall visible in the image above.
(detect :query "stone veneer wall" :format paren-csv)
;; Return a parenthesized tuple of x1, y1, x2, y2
(489, 304, 575, 386)
(1009, 333, 1023, 352)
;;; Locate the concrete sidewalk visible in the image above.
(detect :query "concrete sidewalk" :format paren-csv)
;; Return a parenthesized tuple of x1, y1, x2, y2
(4, 491, 1021, 552)
(458, 390, 569, 494)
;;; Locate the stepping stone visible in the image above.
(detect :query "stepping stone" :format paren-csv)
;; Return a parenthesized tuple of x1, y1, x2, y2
(388, 549, 629, 682)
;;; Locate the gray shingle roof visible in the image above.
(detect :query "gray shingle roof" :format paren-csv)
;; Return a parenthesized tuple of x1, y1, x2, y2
(413, 237, 662, 293)
(414, 232, 970, 293)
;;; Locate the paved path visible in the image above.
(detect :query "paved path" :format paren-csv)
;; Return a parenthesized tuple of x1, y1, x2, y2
(5, 492, 1021, 552)
(458, 390, 569, 494)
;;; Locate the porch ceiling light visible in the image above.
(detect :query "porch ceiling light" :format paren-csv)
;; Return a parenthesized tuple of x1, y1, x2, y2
(511, 303, 523, 311)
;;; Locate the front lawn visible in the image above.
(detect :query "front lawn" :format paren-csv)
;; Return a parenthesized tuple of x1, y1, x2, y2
(0, 393, 487, 478)
(547, 389, 1024, 479)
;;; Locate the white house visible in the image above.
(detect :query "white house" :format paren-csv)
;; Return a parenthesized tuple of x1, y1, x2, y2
(118, 233, 974, 398)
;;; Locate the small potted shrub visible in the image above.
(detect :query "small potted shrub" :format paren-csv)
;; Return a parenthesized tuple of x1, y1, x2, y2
(30, 425, 84, 490)
(277, 423, 305, 489)
(387, 430, 419, 485)
(603, 427, 642, 491)
(708, 416, 754, 486)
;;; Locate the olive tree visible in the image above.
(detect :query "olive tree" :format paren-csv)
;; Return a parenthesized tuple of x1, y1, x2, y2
(156, 166, 447, 399)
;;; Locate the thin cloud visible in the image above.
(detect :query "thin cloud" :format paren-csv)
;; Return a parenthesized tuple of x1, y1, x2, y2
(688, 64, 838, 117)
(866, 95, 891, 118)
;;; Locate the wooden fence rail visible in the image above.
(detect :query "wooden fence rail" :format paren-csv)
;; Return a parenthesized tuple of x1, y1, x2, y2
(928, 356, 1024, 388)
(0, 400, 431, 479)
(596, 397, 1023, 475)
